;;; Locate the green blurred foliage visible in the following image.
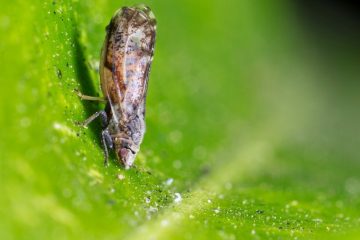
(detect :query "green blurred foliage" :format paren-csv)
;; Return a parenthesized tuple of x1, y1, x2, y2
(0, 0, 359, 239)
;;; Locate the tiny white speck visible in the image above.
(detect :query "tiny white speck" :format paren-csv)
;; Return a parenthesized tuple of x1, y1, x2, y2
(161, 220, 169, 227)
(207, 199, 212, 203)
(117, 174, 125, 180)
(165, 178, 173, 186)
(53, 122, 76, 137)
(174, 193, 182, 203)
(148, 206, 158, 213)
(251, 230, 256, 235)
(145, 197, 150, 204)
(312, 218, 323, 223)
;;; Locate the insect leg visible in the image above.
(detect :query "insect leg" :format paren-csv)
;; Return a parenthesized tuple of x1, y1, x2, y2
(80, 110, 108, 127)
(101, 130, 113, 166)
(99, 111, 109, 128)
(74, 89, 106, 102)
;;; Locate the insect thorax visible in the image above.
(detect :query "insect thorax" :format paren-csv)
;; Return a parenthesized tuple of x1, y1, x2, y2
(106, 106, 145, 147)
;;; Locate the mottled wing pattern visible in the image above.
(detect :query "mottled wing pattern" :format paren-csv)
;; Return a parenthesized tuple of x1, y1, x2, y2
(100, 7, 156, 120)
(122, 20, 155, 116)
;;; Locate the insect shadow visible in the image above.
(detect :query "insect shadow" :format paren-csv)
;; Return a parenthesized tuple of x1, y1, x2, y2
(72, 27, 103, 148)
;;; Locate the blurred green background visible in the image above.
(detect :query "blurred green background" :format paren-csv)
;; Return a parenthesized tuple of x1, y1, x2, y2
(1, 0, 359, 239)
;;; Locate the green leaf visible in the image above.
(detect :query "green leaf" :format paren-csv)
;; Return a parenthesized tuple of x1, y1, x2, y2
(1, 0, 359, 239)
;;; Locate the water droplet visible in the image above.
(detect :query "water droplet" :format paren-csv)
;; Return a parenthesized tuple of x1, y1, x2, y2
(174, 193, 182, 203)
(117, 174, 125, 180)
(161, 219, 169, 227)
(164, 178, 173, 186)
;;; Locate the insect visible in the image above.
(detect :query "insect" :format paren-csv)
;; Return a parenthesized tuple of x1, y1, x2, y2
(77, 5, 156, 169)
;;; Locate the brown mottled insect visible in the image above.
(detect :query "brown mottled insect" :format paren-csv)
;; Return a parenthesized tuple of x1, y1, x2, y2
(77, 5, 156, 169)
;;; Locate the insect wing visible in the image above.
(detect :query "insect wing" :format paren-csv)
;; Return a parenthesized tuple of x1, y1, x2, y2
(100, 7, 156, 119)
(121, 8, 156, 116)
